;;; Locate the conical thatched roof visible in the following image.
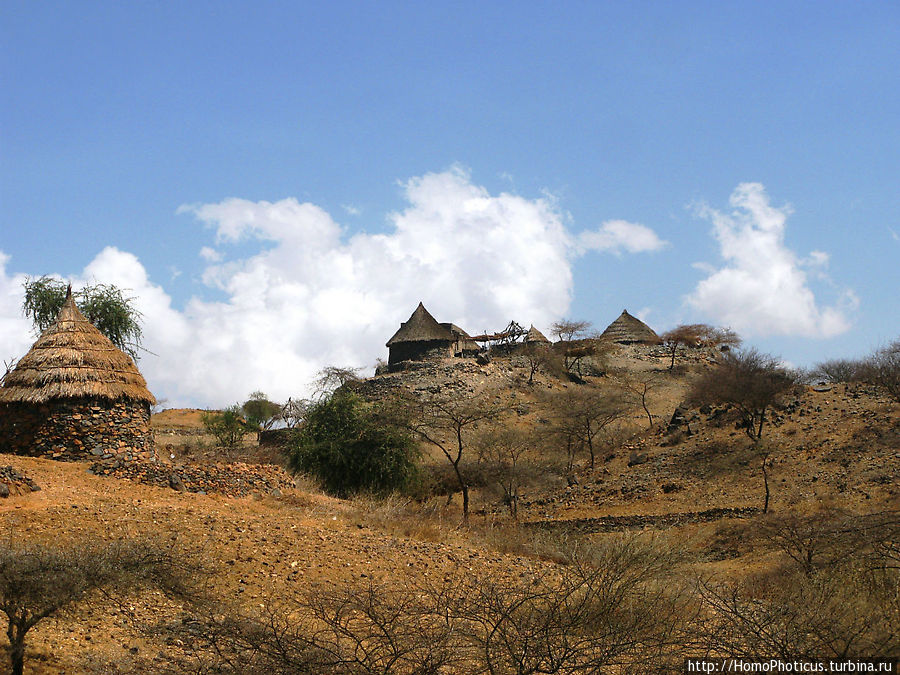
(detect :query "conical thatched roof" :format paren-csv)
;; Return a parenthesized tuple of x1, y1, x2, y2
(0, 291, 155, 404)
(386, 302, 454, 346)
(524, 325, 550, 344)
(599, 310, 661, 345)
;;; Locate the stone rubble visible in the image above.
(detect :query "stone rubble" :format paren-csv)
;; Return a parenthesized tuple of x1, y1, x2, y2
(89, 460, 295, 498)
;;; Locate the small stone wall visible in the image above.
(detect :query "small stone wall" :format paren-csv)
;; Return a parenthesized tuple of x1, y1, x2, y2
(388, 341, 454, 369)
(0, 397, 156, 463)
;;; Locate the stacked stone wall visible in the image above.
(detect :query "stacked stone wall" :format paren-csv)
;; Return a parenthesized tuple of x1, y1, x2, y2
(0, 398, 156, 463)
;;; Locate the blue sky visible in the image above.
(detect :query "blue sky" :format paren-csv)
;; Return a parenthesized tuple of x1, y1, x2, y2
(1, 2, 898, 406)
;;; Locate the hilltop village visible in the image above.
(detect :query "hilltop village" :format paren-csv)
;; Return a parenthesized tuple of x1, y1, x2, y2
(0, 293, 897, 673)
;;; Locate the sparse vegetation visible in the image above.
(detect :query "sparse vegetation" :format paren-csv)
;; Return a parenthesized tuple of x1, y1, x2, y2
(402, 389, 506, 521)
(6, 321, 899, 670)
(0, 536, 201, 675)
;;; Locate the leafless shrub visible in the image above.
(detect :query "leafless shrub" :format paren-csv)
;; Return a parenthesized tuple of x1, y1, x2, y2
(756, 508, 865, 576)
(811, 358, 865, 383)
(688, 349, 799, 441)
(183, 535, 692, 674)
(697, 562, 899, 659)
(860, 339, 900, 402)
(0, 536, 205, 675)
(475, 426, 546, 519)
(541, 386, 632, 470)
(698, 511, 900, 659)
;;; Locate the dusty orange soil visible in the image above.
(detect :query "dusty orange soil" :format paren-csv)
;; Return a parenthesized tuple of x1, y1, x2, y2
(1, 455, 547, 674)
(2, 347, 898, 672)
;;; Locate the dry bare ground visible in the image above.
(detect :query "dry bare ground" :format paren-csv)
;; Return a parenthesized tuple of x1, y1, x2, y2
(1, 344, 898, 672)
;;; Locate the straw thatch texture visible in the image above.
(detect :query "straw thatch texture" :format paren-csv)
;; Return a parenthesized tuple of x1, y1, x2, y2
(386, 302, 455, 346)
(0, 294, 155, 405)
(599, 310, 661, 345)
(524, 325, 551, 344)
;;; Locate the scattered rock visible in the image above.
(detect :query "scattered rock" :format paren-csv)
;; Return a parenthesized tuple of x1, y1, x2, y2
(0, 466, 40, 497)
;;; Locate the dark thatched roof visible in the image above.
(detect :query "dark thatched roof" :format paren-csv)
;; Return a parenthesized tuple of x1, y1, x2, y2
(599, 310, 661, 345)
(524, 325, 551, 344)
(0, 292, 156, 405)
(386, 303, 454, 347)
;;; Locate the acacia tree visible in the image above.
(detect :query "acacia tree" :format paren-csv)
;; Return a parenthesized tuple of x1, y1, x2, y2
(241, 391, 282, 431)
(688, 349, 798, 512)
(550, 319, 598, 379)
(22, 277, 144, 359)
(545, 386, 631, 470)
(622, 372, 660, 427)
(520, 341, 563, 384)
(660, 324, 741, 370)
(402, 390, 505, 521)
(475, 427, 540, 519)
(0, 537, 199, 675)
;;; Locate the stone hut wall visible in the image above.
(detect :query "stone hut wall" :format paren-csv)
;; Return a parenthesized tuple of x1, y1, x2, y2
(0, 397, 156, 462)
(388, 340, 453, 367)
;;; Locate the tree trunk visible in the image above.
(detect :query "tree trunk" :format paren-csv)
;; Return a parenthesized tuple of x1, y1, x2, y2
(640, 387, 653, 427)
(10, 636, 25, 675)
(461, 484, 470, 522)
(761, 455, 770, 514)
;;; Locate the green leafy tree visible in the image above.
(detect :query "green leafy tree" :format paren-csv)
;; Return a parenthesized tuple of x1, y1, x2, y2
(22, 277, 144, 359)
(241, 391, 282, 431)
(201, 405, 251, 448)
(289, 391, 418, 497)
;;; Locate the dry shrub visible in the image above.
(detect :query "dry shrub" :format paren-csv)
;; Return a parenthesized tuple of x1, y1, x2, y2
(0, 535, 206, 675)
(698, 510, 900, 659)
(177, 534, 693, 674)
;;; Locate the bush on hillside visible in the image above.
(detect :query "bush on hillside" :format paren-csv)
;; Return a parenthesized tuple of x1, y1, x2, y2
(288, 391, 418, 497)
(201, 406, 251, 448)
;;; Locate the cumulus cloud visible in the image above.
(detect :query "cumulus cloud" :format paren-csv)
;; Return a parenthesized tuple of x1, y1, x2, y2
(686, 183, 855, 338)
(577, 219, 667, 255)
(0, 168, 666, 407)
(0, 252, 32, 367)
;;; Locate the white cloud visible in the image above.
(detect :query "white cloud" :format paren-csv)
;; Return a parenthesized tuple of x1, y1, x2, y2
(577, 219, 667, 255)
(341, 204, 361, 216)
(0, 252, 32, 368)
(686, 183, 854, 338)
(0, 168, 667, 407)
(199, 246, 222, 262)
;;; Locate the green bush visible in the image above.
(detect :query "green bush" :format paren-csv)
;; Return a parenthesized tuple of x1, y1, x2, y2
(289, 391, 418, 497)
(201, 405, 250, 448)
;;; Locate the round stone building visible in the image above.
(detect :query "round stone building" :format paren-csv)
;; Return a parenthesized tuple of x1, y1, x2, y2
(0, 289, 156, 461)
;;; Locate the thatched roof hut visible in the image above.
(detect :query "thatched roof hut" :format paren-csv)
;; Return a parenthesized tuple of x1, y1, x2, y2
(386, 302, 482, 367)
(386, 302, 455, 347)
(0, 291, 155, 405)
(0, 290, 156, 461)
(599, 310, 661, 345)
(524, 325, 551, 344)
